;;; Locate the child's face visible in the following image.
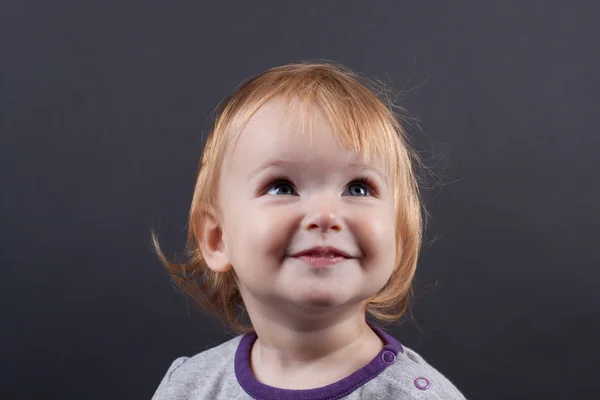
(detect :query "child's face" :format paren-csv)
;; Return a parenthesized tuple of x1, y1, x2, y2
(216, 99, 397, 320)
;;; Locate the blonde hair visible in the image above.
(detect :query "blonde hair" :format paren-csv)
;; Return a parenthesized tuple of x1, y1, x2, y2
(152, 62, 426, 334)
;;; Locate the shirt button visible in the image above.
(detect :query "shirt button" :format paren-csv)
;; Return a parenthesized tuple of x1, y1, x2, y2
(381, 350, 396, 364)
(414, 377, 430, 390)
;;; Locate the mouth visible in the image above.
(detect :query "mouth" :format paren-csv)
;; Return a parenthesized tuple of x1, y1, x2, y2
(290, 246, 354, 268)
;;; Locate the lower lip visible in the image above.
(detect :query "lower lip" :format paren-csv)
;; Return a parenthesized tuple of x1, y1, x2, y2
(294, 255, 348, 268)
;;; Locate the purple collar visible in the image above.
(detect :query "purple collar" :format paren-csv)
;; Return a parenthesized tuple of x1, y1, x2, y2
(234, 322, 404, 400)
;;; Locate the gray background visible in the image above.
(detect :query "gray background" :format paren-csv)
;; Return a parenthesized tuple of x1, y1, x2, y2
(2, 1, 598, 399)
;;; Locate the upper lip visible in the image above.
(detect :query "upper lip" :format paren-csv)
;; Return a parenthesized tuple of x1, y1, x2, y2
(290, 246, 353, 258)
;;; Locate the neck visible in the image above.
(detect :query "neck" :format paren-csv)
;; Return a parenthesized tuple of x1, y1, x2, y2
(246, 304, 385, 388)
(256, 313, 369, 361)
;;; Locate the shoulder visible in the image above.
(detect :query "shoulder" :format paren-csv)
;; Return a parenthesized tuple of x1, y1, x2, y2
(152, 335, 244, 400)
(167, 334, 242, 375)
(369, 343, 466, 400)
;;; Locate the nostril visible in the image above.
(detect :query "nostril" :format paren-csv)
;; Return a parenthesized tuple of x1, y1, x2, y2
(307, 223, 341, 232)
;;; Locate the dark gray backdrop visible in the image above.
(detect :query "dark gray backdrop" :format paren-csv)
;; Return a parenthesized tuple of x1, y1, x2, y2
(2, 1, 598, 399)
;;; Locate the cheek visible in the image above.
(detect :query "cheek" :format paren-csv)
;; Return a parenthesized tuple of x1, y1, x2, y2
(353, 206, 397, 269)
(229, 203, 294, 262)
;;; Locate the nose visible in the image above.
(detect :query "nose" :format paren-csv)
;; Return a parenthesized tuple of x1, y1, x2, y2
(303, 198, 342, 233)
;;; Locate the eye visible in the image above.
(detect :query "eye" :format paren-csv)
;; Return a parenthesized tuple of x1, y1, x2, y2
(344, 178, 376, 197)
(263, 176, 377, 197)
(265, 179, 297, 196)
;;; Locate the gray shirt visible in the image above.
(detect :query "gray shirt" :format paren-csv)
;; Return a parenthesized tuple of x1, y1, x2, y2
(152, 324, 466, 399)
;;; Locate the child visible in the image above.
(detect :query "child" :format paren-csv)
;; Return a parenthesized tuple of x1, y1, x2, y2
(151, 62, 466, 399)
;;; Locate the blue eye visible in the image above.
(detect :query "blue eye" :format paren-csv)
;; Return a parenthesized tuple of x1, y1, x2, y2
(266, 180, 297, 196)
(263, 177, 376, 197)
(345, 181, 373, 197)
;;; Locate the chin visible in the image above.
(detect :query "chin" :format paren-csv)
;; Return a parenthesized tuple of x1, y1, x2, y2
(288, 288, 361, 312)
(300, 297, 340, 310)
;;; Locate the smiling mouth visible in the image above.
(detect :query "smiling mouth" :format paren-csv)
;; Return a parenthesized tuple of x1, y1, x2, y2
(293, 254, 349, 268)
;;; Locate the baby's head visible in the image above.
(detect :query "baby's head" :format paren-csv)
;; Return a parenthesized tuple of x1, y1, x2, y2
(154, 62, 424, 333)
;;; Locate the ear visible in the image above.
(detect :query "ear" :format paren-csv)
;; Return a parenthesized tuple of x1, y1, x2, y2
(198, 208, 232, 273)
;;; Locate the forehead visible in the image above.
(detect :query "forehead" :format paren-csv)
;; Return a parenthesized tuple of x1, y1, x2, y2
(222, 99, 388, 175)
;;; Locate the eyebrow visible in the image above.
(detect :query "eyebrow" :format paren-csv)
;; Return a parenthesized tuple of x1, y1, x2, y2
(247, 160, 297, 180)
(248, 160, 388, 185)
(347, 162, 389, 185)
